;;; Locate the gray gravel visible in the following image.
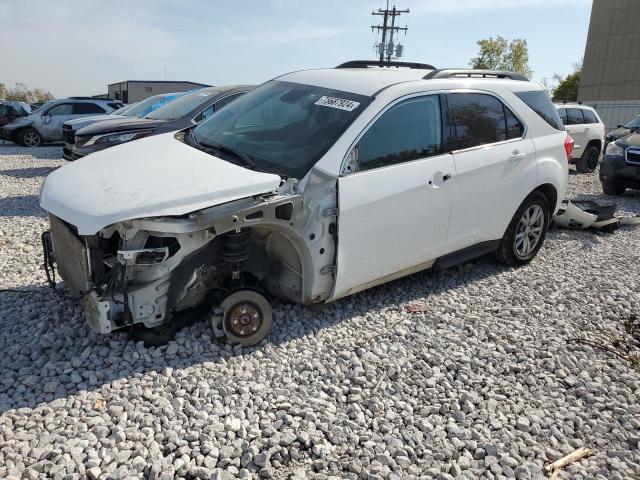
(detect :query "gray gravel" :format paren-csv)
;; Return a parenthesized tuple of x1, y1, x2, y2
(1, 145, 639, 480)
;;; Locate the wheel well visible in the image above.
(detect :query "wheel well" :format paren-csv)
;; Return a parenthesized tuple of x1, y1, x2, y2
(586, 139, 602, 154)
(533, 184, 558, 215)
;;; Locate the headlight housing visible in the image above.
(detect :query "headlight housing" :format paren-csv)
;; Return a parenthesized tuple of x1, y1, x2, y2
(605, 141, 624, 157)
(84, 129, 153, 146)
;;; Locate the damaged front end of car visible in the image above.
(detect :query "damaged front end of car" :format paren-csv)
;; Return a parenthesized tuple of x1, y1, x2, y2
(41, 173, 339, 345)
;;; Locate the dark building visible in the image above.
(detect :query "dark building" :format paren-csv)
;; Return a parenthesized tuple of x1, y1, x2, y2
(578, 0, 640, 128)
(107, 80, 210, 103)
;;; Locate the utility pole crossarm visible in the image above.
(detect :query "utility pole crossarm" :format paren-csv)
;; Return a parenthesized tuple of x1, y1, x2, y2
(371, 1, 410, 63)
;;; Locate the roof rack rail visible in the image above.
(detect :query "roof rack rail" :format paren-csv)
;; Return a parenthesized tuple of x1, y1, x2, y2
(423, 69, 529, 81)
(67, 96, 98, 100)
(336, 60, 436, 70)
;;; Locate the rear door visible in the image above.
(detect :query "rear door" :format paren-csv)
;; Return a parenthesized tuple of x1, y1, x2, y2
(564, 108, 588, 157)
(445, 91, 537, 252)
(334, 93, 456, 298)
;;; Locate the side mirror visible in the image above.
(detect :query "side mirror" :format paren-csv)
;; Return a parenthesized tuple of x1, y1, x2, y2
(617, 124, 624, 128)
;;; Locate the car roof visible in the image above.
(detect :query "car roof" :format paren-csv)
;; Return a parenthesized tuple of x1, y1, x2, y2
(276, 67, 539, 97)
(555, 103, 596, 112)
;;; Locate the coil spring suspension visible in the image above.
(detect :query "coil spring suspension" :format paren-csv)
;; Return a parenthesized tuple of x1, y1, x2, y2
(221, 229, 249, 281)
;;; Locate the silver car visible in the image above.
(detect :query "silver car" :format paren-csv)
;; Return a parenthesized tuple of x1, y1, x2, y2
(1, 98, 123, 147)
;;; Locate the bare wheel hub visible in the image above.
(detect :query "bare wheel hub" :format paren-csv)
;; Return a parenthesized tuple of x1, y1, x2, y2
(227, 302, 262, 337)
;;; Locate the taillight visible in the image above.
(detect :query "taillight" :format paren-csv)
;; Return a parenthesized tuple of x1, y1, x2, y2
(564, 135, 574, 162)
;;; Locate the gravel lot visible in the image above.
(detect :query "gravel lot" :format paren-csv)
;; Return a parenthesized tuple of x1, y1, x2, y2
(1, 145, 639, 480)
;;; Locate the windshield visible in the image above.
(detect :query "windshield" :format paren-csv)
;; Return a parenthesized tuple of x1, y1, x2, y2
(624, 116, 640, 128)
(30, 100, 56, 114)
(123, 95, 168, 117)
(147, 89, 215, 120)
(114, 103, 136, 116)
(192, 81, 372, 178)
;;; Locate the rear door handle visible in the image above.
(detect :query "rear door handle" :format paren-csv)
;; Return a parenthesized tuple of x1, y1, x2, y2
(442, 173, 452, 181)
(509, 151, 526, 162)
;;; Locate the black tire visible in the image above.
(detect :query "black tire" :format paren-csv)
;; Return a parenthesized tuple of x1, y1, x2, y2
(575, 145, 600, 173)
(18, 128, 43, 147)
(602, 179, 625, 196)
(496, 192, 550, 267)
(219, 290, 272, 346)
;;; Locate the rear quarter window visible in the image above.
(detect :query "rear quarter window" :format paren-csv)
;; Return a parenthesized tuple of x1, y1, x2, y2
(515, 91, 564, 131)
(582, 109, 599, 124)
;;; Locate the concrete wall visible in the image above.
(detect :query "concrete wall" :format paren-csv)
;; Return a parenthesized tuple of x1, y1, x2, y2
(578, 0, 640, 102)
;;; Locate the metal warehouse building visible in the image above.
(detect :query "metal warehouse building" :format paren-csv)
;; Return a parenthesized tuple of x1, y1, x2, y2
(578, 0, 640, 128)
(107, 80, 210, 103)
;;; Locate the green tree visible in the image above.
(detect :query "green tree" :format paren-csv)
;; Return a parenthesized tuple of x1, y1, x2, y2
(0, 82, 6, 100)
(552, 63, 582, 102)
(470, 35, 533, 77)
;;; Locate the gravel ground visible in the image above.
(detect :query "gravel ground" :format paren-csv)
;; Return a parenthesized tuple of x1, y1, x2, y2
(0, 145, 639, 480)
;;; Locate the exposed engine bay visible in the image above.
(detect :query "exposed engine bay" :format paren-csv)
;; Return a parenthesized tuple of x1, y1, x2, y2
(42, 174, 339, 346)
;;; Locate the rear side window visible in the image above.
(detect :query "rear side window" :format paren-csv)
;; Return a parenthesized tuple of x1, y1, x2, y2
(357, 95, 443, 171)
(582, 109, 599, 124)
(558, 108, 568, 124)
(515, 90, 563, 130)
(566, 108, 584, 125)
(449, 93, 523, 149)
(73, 103, 106, 114)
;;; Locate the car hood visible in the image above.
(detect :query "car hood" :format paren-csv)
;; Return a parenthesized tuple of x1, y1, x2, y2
(40, 133, 282, 235)
(65, 114, 121, 128)
(607, 127, 630, 139)
(2, 117, 33, 130)
(619, 132, 640, 148)
(77, 117, 166, 137)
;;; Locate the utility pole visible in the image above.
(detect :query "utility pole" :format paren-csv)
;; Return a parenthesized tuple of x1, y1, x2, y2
(371, 1, 409, 63)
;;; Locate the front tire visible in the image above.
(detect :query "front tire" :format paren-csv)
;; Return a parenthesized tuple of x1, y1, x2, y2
(602, 179, 625, 196)
(575, 145, 600, 173)
(18, 128, 43, 147)
(496, 192, 550, 266)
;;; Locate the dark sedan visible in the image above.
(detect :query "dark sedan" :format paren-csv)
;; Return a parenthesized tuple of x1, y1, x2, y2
(600, 133, 640, 195)
(68, 85, 252, 160)
(605, 115, 640, 148)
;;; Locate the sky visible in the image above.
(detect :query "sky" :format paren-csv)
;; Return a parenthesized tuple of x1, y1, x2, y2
(0, 0, 592, 98)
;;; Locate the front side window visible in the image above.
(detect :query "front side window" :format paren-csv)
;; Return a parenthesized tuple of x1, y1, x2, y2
(192, 81, 372, 178)
(47, 104, 73, 116)
(449, 93, 523, 149)
(353, 95, 442, 172)
(73, 103, 106, 114)
(567, 108, 585, 125)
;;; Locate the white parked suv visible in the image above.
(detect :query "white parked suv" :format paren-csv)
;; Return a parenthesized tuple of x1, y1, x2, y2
(556, 104, 605, 173)
(40, 61, 570, 345)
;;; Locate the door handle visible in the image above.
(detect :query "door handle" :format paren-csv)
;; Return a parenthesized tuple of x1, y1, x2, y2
(427, 172, 453, 187)
(442, 173, 452, 181)
(509, 151, 526, 162)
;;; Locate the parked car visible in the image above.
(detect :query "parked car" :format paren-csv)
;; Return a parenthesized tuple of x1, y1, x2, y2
(556, 104, 605, 173)
(605, 115, 640, 148)
(62, 103, 140, 159)
(1, 98, 123, 147)
(600, 134, 640, 195)
(67, 86, 251, 160)
(40, 61, 569, 346)
(0, 101, 31, 127)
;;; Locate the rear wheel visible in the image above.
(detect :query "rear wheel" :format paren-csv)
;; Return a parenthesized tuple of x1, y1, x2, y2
(576, 145, 600, 173)
(602, 179, 625, 196)
(18, 128, 43, 147)
(496, 192, 550, 266)
(219, 290, 272, 346)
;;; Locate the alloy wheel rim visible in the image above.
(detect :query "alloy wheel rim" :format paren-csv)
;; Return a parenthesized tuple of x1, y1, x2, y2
(514, 204, 544, 258)
(24, 131, 40, 147)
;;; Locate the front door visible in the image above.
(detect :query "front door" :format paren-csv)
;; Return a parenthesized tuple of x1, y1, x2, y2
(333, 94, 455, 299)
(40, 103, 74, 140)
(444, 91, 537, 251)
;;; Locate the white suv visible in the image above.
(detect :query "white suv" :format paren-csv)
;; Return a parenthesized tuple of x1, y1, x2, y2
(40, 61, 570, 345)
(556, 104, 605, 173)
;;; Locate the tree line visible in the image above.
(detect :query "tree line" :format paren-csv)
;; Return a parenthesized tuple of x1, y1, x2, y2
(0, 82, 54, 103)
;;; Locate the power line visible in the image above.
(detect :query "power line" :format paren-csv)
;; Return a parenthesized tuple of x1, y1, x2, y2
(371, 0, 409, 63)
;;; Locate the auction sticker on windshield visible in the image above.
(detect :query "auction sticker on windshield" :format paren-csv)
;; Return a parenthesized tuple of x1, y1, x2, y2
(315, 96, 360, 112)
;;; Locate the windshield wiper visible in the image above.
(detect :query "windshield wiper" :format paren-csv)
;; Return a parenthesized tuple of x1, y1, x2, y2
(199, 140, 257, 170)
